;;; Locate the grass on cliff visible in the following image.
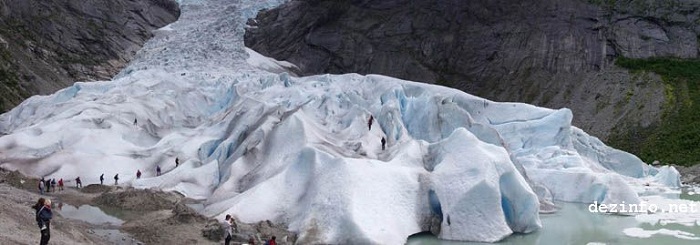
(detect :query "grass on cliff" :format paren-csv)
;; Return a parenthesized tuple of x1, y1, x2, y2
(612, 57, 700, 166)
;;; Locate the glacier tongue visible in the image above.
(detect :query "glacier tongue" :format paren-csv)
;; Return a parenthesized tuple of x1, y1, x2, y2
(0, 0, 681, 244)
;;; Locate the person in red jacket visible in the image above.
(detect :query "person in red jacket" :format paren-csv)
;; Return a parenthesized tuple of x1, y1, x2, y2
(57, 179, 64, 191)
(267, 236, 277, 245)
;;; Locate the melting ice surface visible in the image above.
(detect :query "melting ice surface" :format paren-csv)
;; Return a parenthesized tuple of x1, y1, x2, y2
(0, 0, 690, 244)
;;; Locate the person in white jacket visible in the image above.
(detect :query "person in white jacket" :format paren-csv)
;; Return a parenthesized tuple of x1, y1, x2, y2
(223, 214, 234, 245)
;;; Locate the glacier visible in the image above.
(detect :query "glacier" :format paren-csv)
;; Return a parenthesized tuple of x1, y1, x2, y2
(0, 0, 682, 244)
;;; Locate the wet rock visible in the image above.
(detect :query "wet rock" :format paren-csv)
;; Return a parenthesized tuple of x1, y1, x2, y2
(93, 188, 179, 211)
(201, 219, 224, 242)
(80, 184, 113, 194)
(170, 201, 207, 224)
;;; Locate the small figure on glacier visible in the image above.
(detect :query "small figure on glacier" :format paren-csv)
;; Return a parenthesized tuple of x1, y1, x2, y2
(133, 118, 137, 125)
(136, 170, 142, 179)
(156, 165, 162, 176)
(381, 137, 386, 151)
(368, 115, 374, 131)
(114, 174, 119, 185)
(99, 173, 104, 185)
(75, 177, 82, 188)
(175, 157, 180, 167)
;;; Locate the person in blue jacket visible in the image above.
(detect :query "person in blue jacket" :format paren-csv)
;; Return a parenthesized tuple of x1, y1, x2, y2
(32, 197, 53, 245)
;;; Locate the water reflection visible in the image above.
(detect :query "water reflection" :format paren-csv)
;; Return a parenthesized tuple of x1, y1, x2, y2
(56, 203, 124, 225)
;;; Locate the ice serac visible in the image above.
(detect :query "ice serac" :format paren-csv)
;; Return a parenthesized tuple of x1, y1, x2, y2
(0, 0, 682, 244)
(431, 128, 540, 242)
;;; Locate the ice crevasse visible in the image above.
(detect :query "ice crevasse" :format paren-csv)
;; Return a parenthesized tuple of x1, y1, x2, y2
(0, 0, 680, 244)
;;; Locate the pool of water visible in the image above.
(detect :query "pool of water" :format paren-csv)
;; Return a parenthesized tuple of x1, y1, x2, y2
(55, 203, 143, 244)
(407, 187, 700, 245)
(57, 203, 124, 225)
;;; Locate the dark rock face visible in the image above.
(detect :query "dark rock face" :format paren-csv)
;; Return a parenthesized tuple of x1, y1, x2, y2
(244, 0, 699, 140)
(0, 0, 180, 112)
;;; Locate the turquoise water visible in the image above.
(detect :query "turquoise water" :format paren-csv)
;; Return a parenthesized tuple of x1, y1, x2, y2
(407, 188, 700, 245)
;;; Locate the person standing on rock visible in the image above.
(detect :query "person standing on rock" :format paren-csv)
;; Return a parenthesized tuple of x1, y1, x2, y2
(38, 178, 45, 194)
(100, 173, 104, 185)
(45, 179, 51, 192)
(58, 178, 64, 191)
(223, 214, 234, 245)
(32, 197, 52, 245)
(114, 174, 119, 185)
(75, 177, 82, 188)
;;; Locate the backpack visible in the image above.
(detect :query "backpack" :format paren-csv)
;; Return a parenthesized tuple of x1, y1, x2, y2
(35, 206, 45, 228)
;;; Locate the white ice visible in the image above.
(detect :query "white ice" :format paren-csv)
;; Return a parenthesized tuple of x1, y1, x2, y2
(0, 0, 682, 244)
(623, 227, 700, 240)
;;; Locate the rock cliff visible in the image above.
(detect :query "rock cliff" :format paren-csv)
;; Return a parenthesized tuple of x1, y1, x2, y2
(0, 0, 180, 112)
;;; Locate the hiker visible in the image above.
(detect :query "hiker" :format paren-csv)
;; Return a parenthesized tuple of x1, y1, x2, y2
(100, 173, 104, 185)
(175, 157, 179, 167)
(38, 179, 45, 194)
(267, 236, 277, 245)
(75, 177, 82, 188)
(114, 174, 119, 185)
(50, 179, 56, 191)
(133, 118, 137, 125)
(223, 214, 234, 245)
(156, 165, 161, 176)
(136, 170, 142, 179)
(381, 137, 386, 151)
(58, 178, 64, 191)
(368, 115, 374, 130)
(44, 179, 50, 192)
(32, 197, 52, 245)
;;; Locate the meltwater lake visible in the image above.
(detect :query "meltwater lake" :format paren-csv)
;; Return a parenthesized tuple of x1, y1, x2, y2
(408, 186, 700, 245)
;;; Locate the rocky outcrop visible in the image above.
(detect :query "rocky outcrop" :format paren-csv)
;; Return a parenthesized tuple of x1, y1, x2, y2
(0, 0, 180, 112)
(244, 0, 699, 142)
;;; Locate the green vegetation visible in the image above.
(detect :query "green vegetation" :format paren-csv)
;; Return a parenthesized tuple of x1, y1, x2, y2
(610, 57, 700, 166)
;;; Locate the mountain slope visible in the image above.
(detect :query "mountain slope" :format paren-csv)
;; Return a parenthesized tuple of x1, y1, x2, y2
(0, 0, 180, 112)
